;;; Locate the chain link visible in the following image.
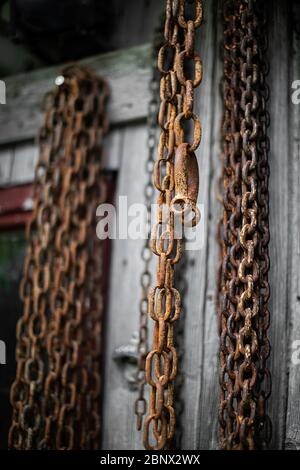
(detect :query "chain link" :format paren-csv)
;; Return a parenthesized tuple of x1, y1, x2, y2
(9, 65, 109, 450)
(143, 0, 203, 450)
(218, 0, 271, 450)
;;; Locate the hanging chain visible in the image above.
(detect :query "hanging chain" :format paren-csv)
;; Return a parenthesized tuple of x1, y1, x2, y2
(9, 65, 109, 450)
(143, 0, 203, 450)
(134, 16, 165, 432)
(218, 0, 271, 450)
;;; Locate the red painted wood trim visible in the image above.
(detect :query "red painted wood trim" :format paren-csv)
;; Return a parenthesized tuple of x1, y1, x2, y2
(0, 184, 33, 229)
(0, 184, 33, 215)
(0, 212, 31, 229)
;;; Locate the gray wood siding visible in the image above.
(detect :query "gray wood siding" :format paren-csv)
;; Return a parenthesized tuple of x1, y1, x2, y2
(0, 0, 299, 450)
(285, 0, 300, 451)
(267, 0, 291, 449)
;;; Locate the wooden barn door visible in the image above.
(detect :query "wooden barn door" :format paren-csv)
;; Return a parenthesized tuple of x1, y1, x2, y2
(0, 0, 299, 450)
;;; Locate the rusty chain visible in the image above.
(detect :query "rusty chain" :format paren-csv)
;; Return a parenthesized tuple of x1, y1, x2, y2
(218, 0, 271, 450)
(143, 0, 203, 450)
(9, 65, 109, 450)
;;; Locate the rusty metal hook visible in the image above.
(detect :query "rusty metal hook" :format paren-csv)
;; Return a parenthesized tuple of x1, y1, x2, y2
(171, 143, 200, 227)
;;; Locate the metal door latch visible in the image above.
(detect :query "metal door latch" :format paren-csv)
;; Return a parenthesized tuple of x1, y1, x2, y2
(113, 331, 139, 388)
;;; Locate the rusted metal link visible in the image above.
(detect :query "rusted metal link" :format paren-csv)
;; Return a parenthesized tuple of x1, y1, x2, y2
(143, 0, 203, 450)
(171, 143, 200, 227)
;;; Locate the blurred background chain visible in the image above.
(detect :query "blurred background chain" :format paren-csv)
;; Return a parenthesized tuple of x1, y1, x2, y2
(134, 13, 164, 433)
(8, 65, 109, 449)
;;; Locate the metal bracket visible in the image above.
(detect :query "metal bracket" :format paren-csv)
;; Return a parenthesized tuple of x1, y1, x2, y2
(113, 331, 139, 389)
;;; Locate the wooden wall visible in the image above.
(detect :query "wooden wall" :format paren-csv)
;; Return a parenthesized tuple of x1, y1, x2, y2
(0, 0, 299, 450)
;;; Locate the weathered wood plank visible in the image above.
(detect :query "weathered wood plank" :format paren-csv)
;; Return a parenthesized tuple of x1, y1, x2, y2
(0, 128, 125, 187)
(0, 44, 152, 145)
(177, 0, 221, 450)
(267, 0, 291, 450)
(102, 124, 155, 450)
(284, 0, 300, 451)
(0, 148, 13, 185)
(196, 0, 222, 450)
(177, 0, 218, 450)
(10, 143, 38, 185)
(111, 0, 164, 50)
